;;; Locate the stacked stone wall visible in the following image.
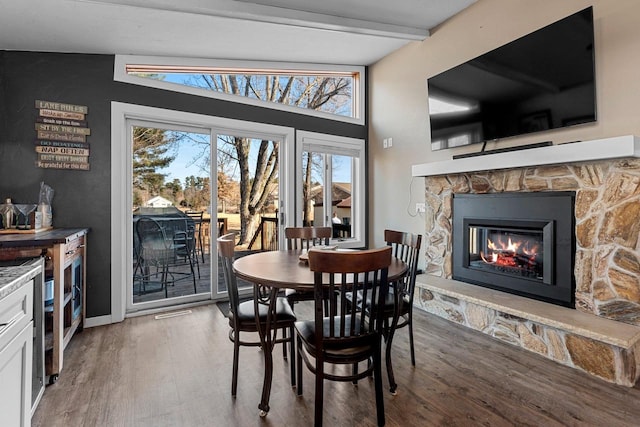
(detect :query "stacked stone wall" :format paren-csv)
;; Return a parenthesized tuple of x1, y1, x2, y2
(416, 287, 640, 385)
(423, 158, 640, 326)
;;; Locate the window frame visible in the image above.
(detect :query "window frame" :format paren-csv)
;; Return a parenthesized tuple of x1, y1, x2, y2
(111, 101, 296, 321)
(114, 55, 365, 125)
(296, 130, 365, 248)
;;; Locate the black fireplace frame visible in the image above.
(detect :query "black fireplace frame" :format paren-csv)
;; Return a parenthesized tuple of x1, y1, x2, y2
(452, 192, 575, 308)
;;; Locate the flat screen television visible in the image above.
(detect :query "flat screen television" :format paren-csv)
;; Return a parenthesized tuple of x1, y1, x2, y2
(428, 7, 596, 151)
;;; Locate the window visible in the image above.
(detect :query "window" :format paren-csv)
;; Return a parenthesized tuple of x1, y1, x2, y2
(296, 131, 365, 248)
(114, 55, 364, 125)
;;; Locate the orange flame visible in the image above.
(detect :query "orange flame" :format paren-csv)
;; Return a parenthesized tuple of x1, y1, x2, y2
(482, 236, 538, 267)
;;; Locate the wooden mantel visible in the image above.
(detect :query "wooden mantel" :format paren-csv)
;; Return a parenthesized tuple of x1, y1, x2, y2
(412, 135, 640, 177)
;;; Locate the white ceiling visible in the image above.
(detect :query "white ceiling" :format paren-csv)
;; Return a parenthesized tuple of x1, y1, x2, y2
(0, 0, 476, 66)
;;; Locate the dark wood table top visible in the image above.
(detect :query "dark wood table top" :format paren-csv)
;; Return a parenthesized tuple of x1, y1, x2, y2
(0, 228, 89, 248)
(233, 249, 407, 291)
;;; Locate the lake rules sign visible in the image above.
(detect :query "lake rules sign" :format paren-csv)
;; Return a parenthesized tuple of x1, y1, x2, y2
(35, 100, 91, 170)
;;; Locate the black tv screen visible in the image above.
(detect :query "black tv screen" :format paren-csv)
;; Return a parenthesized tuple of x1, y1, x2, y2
(428, 7, 596, 151)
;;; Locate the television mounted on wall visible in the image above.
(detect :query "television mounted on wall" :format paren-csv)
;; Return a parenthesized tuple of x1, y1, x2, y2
(428, 7, 596, 151)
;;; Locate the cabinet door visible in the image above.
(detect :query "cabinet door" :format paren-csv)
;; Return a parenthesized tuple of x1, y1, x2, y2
(0, 322, 33, 427)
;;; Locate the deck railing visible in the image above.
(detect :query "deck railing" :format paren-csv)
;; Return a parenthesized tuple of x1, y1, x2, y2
(248, 216, 278, 251)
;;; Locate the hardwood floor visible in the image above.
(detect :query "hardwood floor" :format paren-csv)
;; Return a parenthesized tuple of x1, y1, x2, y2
(32, 303, 640, 426)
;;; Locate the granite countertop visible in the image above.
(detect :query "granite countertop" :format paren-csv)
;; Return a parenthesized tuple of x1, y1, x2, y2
(0, 264, 41, 300)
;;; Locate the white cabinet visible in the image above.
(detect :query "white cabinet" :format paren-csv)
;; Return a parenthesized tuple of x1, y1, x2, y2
(0, 323, 32, 427)
(0, 268, 34, 427)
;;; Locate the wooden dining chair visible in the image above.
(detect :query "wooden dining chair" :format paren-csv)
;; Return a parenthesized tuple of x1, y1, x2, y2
(285, 226, 332, 250)
(381, 229, 422, 394)
(295, 246, 392, 427)
(284, 226, 332, 309)
(217, 233, 297, 397)
(344, 229, 421, 395)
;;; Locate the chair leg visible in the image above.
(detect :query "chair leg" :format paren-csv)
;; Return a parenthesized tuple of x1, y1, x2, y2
(162, 265, 169, 298)
(385, 324, 398, 394)
(296, 335, 303, 396)
(314, 355, 324, 427)
(289, 325, 296, 387)
(373, 341, 386, 427)
(282, 328, 288, 360)
(408, 314, 415, 366)
(187, 253, 197, 293)
(232, 333, 240, 397)
(352, 362, 358, 385)
(199, 233, 205, 263)
(193, 248, 200, 278)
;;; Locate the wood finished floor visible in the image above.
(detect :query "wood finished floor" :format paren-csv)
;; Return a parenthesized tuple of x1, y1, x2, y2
(32, 303, 640, 427)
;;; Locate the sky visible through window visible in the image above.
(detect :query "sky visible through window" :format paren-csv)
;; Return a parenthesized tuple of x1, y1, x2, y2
(162, 132, 210, 185)
(134, 72, 353, 118)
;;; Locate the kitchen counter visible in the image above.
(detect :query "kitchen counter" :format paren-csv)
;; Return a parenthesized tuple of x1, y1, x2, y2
(0, 264, 39, 300)
(0, 228, 88, 388)
(0, 260, 38, 427)
(0, 228, 89, 248)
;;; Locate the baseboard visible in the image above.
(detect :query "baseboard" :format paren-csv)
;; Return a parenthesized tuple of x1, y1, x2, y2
(84, 314, 113, 328)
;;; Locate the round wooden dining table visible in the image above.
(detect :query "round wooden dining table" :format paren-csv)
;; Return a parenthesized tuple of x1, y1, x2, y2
(233, 249, 408, 417)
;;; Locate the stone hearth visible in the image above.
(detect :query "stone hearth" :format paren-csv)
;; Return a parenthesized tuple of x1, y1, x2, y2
(412, 136, 640, 386)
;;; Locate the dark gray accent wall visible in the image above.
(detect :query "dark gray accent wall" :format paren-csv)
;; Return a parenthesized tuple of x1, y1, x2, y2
(0, 51, 367, 318)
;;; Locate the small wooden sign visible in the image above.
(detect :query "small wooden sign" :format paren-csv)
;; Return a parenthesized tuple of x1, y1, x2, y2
(36, 130, 86, 143)
(35, 146, 90, 156)
(37, 161, 90, 170)
(38, 154, 89, 163)
(35, 100, 88, 114)
(36, 117, 87, 127)
(35, 123, 91, 135)
(35, 140, 90, 149)
(39, 109, 85, 120)
(35, 100, 91, 170)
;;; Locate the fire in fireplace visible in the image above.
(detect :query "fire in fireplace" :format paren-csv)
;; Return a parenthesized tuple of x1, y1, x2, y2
(473, 227, 543, 279)
(452, 192, 575, 307)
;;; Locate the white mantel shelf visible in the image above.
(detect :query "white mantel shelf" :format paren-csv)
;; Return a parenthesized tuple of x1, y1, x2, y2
(412, 135, 640, 177)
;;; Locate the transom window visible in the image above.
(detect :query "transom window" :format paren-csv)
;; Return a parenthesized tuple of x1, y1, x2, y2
(114, 55, 364, 125)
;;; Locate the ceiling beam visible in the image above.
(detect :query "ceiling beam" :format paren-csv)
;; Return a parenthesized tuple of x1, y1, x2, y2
(77, 0, 429, 40)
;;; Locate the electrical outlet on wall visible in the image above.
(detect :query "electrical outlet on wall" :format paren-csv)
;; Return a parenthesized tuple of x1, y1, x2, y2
(416, 202, 426, 213)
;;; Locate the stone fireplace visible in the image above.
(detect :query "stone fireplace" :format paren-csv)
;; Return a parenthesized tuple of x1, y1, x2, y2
(412, 135, 640, 386)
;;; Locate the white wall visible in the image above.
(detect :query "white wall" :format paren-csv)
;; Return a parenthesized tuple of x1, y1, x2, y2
(368, 0, 640, 263)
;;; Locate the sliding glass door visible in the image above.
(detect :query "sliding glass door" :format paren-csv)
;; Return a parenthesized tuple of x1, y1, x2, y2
(213, 132, 282, 298)
(111, 102, 295, 319)
(129, 120, 212, 311)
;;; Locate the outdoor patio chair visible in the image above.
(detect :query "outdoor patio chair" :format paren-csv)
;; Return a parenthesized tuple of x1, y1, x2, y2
(134, 216, 197, 297)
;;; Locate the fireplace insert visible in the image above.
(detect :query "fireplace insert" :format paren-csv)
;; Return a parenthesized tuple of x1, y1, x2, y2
(452, 192, 575, 307)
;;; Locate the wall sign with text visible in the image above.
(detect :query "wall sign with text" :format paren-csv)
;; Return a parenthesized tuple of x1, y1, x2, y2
(34, 100, 90, 170)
